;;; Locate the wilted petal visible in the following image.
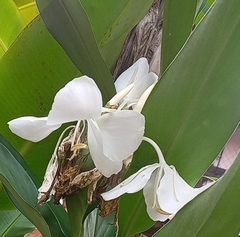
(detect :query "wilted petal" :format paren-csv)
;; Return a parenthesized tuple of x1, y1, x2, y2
(102, 164, 159, 201)
(156, 165, 213, 215)
(87, 119, 123, 177)
(8, 117, 61, 142)
(47, 76, 102, 125)
(97, 110, 145, 162)
(38, 154, 59, 203)
(115, 58, 149, 92)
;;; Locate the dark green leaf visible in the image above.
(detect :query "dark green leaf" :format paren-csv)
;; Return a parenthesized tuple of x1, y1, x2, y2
(36, 0, 115, 104)
(161, 0, 197, 72)
(66, 190, 88, 237)
(0, 210, 35, 237)
(81, 0, 155, 70)
(0, 135, 71, 237)
(84, 209, 117, 237)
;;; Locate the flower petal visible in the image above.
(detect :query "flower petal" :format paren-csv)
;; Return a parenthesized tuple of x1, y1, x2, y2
(156, 165, 213, 215)
(143, 168, 171, 221)
(124, 72, 158, 105)
(47, 76, 102, 125)
(97, 110, 145, 162)
(8, 116, 61, 142)
(87, 119, 123, 177)
(115, 58, 149, 92)
(102, 164, 159, 201)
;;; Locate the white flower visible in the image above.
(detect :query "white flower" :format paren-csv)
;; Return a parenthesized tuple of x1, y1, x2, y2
(109, 58, 158, 110)
(101, 137, 214, 221)
(8, 76, 145, 177)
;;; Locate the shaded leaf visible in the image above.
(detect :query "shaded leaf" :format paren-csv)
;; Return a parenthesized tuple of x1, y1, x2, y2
(36, 0, 115, 104)
(81, 0, 155, 70)
(161, 0, 197, 72)
(0, 210, 35, 237)
(84, 209, 117, 237)
(0, 135, 71, 237)
(66, 190, 88, 237)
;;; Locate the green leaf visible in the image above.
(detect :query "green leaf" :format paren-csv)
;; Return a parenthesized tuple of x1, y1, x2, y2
(13, 0, 39, 25)
(119, 0, 240, 234)
(160, 0, 197, 72)
(84, 209, 117, 237)
(66, 190, 89, 237)
(118, 193, 153, 237)
(81, 0, 155, 70)
(35, 0, 115, 104)
(154, 154, 240, 237)
(0, 0, 25, 58)
(0, 210, 35, 237)
(144, 0, 240, 183)
(0, 16, 80, 179)
(0, 135, 71, 237)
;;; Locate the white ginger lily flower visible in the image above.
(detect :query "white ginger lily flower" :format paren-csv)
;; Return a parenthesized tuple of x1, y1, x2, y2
(110, 58, 158, 110)
(8, 76, 145, 177)
(101, 137, 214, 221)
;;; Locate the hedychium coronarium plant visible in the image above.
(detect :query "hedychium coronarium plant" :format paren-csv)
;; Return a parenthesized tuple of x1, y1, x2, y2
(7, 57, 214, 234)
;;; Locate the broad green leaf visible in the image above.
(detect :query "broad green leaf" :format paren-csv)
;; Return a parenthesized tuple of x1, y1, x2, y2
(144, 0, 240, 183)
(0, 0, 25, 58)
(0, 135, 71, 237)
(81, 0, 155, 70)
(160, 0, 197, 72)
(0, 210, 35, 237)
(84, 209, 117, 237)
(13, 0, 39, 25)
(154, 154, 240, 237)
(119, 0, 240, 234)
(36, 0, 115, 104)
(0, 16, 80, 179)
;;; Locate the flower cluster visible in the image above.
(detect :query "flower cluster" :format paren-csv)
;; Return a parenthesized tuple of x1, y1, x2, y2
(8, 58, 213, 221)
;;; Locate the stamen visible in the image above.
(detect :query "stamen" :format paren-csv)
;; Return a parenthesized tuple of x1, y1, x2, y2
(52, 125, 75, 158)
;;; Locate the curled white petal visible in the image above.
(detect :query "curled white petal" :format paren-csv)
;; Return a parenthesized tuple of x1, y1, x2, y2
(97, 110, 145, 162)
(102, 163, 159, 200)
(47, 76, 102, 125)
(87, 119, 123, 177)
(143, 168, 171, 221)
(8, 116, 61, 142)
(134, 81, 157, 113)
(115, 58, 149, 92)
(123, 72, 158, 106)
(156, 165, 213, 215)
